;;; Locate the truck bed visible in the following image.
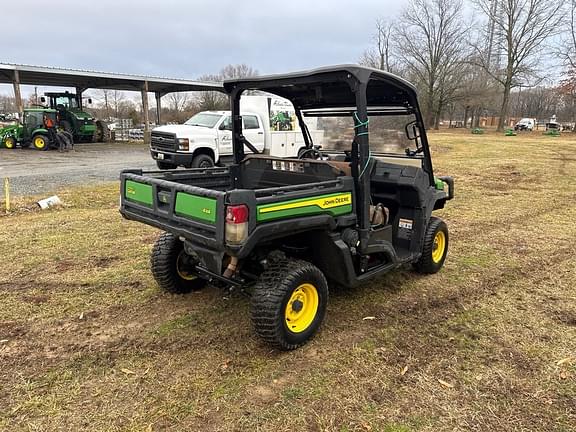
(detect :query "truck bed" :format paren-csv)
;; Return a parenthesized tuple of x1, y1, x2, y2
(120, 157, 355, 255)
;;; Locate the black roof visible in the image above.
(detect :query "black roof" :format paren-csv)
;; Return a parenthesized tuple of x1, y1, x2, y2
(223, 64, 418, 111)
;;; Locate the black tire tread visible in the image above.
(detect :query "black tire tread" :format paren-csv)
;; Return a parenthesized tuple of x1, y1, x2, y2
(251, 257, 328, 350)
(150, 232, 205, 294)
(413, 216, 448, 274)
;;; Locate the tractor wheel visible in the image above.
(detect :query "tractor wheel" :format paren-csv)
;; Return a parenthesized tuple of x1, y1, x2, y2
(191, 154, 214, 168)
(413, 216, 449, 274)
(156, 161, 177, 170)
(251, 257, 328, 350)
(150, 232, 207, 294)
(3, 136, 16, 149)
(94, 120, 111, 143)
(32, 134, 50, 151)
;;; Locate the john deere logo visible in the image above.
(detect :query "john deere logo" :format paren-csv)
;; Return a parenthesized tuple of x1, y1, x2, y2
(127, 186, 136, 195)
(202, 208, 211, 214)
(323, 195, 350, 207)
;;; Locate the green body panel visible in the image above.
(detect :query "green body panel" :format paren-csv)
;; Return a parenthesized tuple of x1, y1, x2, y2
(257, 192, 353, 222)
(174, 193, 217, 224)
(124, 181, 153, 207)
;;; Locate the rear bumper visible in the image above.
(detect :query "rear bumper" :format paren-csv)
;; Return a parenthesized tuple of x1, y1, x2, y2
(150, 149, 194, 166)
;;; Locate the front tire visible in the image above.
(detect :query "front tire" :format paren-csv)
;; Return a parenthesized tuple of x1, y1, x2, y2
(3, 136, 16, 149)
(191, 154, 214, 168)
(413, 216, 449, 274)
(150, 232, 207, 294)
(251, 257, 328, 350)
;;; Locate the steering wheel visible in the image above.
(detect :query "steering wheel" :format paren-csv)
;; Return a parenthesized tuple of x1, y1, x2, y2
(298, 147, 324, 160)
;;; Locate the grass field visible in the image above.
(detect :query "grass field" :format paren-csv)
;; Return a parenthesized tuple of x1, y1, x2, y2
(1, 131, 575, 431)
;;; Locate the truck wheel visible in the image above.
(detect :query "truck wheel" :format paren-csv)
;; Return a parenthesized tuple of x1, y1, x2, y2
(413, 216, 449, 274)
(3, 136, 16, 149)
(251, 257, 328, 350)
(32, 134, 50, 151)
(156, 161, 177, 170)
(191, 154, 214, 168)
(150, 232, 207, 294)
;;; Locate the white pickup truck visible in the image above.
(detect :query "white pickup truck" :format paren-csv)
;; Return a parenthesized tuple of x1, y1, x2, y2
(150, 96, 323, 169)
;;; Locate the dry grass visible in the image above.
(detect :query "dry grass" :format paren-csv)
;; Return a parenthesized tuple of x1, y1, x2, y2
(1, 131, 575, 431)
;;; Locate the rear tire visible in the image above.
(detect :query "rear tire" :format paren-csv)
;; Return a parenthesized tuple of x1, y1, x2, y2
(32, 134, 50, 151)
(191, 154, 214, 168)
(156, 161, 177, 170)
(150, 232, 207, 294)
(251, 257, 328, 350)
(413, 216, 449, 274)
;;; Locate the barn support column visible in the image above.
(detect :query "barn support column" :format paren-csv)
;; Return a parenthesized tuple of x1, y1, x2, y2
(155, 92, 162, 125)
(13, 70, 23, 118)
(141, 81, 150, 144)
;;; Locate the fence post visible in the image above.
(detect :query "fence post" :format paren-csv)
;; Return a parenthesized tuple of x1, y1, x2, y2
(4, 177, 10, 213)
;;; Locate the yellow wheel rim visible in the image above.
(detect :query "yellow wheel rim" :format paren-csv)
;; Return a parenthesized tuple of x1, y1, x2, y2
(285, 283, 319, 333)
(33, 136, 46, 149)
(432, 231, 446, 263)
(4, 138, 15, 148)
(176, 250, 197, 281)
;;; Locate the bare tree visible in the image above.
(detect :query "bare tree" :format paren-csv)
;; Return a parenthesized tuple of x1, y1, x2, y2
(360, 19, 399, 73)
(195, 64, 258, 112)
(557, 0, 576, 70)
(472, 0, 564, 130)
(394, 0, 469, 128)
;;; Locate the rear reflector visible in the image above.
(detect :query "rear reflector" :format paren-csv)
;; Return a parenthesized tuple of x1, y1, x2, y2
(226, 205, 249, 224)
(226, 204, 249, 244)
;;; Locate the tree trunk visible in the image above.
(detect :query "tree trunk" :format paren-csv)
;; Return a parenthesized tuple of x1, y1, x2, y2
(434, 101, 443, 130)
(498, 81, 512, 132)
(463, 105, 470, 128)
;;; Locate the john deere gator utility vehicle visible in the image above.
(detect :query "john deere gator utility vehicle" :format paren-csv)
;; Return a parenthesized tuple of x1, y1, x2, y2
(1, 108, 59, 150)
(120, 65, 454, 350)
(44, 91, 109, 142)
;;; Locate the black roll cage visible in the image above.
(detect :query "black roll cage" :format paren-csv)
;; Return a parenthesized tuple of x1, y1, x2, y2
(223, 65, 435, 252)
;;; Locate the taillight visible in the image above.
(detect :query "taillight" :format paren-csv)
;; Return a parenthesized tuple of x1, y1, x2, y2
(225, 204, 249, 245)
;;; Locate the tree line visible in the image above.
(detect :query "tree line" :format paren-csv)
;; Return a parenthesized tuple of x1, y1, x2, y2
(360, 0, 574, 131)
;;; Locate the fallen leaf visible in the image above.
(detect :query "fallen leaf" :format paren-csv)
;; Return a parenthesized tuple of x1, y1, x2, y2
(556, 357, 573, 366)
(559, 371, 569, 380)
(400, 365, 409, 376)
(438, 378, 454, 388)
(121, 368, 135, 375)
(362, 316, 376, 321)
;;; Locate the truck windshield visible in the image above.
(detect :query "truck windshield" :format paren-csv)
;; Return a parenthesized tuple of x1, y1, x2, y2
(184, 113, 222, 128)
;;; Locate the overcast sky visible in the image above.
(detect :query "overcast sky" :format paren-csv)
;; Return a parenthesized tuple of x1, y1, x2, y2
(2, 0, 403, 82)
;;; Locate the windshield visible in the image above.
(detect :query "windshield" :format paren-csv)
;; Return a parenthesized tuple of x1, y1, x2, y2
(54, 96, 79, 109)
(305, 112, 420, 155)
(184, 112, 223, 128)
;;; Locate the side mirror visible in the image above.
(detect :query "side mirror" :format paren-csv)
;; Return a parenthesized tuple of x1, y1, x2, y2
(40, 97, 46, 103)
(405, 121, 420, 140)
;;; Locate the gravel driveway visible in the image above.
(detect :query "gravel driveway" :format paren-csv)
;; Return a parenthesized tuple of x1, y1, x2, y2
(0, 142, 157, 196)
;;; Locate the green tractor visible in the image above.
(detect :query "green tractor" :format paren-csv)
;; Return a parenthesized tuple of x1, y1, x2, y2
(44, 91, 109, 142)
(0, 108, 60, 150)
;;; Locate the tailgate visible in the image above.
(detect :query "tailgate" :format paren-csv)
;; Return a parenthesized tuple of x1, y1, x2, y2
(120, 170, 226, 249)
